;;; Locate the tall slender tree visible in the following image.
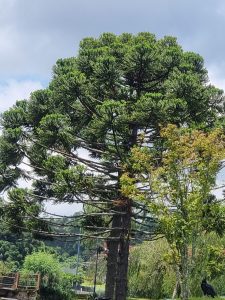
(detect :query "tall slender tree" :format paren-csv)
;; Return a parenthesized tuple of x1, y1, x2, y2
(0, 32, 224, 299)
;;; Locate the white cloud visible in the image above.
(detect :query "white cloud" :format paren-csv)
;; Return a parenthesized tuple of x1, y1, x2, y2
(0, 0, 224, 81)
(213, 168, 225, 199)
(0, 79, 43, 113)
(45, 201, 83, 216)
(208, 65, 225, 91)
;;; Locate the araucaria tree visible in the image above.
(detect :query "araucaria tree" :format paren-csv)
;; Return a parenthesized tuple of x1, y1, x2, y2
(0, 32, 224, 300)
(122, 125, 225, 300)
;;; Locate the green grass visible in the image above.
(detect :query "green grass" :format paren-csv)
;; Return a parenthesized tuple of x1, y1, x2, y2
(128, 298, 222, 300)
(128, 298, 151, 300)
(74, 297, 222, 300)
(190, 298, 222, 300)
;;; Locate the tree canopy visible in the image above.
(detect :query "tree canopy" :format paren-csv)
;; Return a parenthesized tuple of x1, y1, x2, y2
(0, 32, 224, 300)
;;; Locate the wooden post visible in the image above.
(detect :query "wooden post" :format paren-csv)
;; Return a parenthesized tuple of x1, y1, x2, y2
(36, 273, 41, 291)
(14, 272, 19, 289)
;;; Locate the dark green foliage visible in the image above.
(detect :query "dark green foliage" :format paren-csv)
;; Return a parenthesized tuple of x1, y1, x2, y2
(202, 195, 225, 236)
(81, 214, 106, 230)
(0, 32, 223, 200)
(0, 32, 224, 299)
(3, 188, 49, 234)
(0, 221, 43, 269)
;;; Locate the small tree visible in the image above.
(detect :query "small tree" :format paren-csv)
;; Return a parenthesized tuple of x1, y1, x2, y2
(22, 251, 76, 300)
(122, 125, 225, 300)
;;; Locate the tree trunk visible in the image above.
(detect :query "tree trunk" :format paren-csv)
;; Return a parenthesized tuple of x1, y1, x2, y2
(172, 280, 181, 299)
(105, 212, 121, 299)
(106, 125, 137, 300)
(172, 266, 181, 299)
(180, 244, 189, 300)
(105, 201, 132, 300)
(115, 202, 131, 300)
(115, 237, 130, 300)
(105, 239, 119, 298)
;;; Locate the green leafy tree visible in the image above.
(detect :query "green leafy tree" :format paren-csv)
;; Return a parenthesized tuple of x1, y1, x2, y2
(22, 251, 76, 300)
(0, 32, 224, 299)
(122, 125, 225, 300)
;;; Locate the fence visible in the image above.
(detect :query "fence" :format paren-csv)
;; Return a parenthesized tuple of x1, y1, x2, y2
(0, 273, 40, 291)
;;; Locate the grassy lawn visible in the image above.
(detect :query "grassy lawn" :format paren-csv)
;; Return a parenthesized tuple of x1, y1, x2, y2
(190, 298, 222, 300)
(128, 298, 151, 300)
(128, 298, 223, 300)
(74, 297, 222, 300)
(74, 290, 223, 300)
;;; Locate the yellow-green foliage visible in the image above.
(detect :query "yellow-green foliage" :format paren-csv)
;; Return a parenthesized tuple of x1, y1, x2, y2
(122, 125, 225, 299)
(122, 125, 225, 246)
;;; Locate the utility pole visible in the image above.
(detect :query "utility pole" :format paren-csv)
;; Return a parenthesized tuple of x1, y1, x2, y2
(93, 246, 100, 295)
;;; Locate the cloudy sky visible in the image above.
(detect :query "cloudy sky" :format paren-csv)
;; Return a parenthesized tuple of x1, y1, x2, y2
(1, 0, 225, 112)
(1, 0, 225, 212)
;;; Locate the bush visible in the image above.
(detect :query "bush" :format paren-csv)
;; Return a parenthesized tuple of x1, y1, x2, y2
(128, 239, 175, 298)
(22, 251, 76, 300)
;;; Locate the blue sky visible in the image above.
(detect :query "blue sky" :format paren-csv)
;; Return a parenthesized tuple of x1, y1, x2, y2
(0, 0, 225, 213)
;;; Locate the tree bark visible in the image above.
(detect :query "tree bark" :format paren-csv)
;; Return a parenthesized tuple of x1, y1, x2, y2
(105, 201, 132, 300)
(105, 213, 121, 299)
(105, 239, 119, 298)
(115, 202, 131, 300)
(172, 280, 181, 299)
(115, 237, 130, 300)
(106, 125, 137, 300)
(172, 266, 181, 299)
(180, 244, 189, 300)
